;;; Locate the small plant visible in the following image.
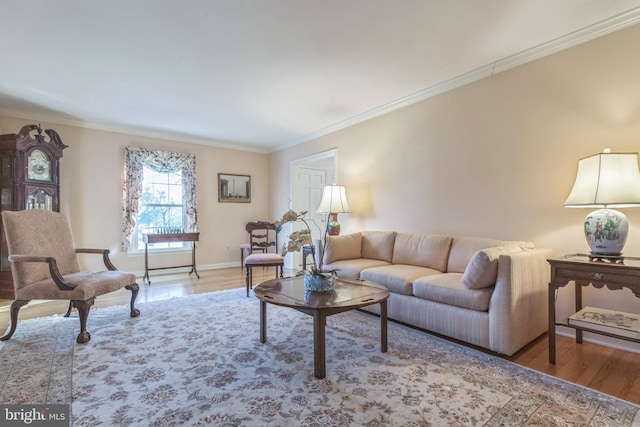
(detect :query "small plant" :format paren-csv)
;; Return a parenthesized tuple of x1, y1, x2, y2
(275, 209, 337, 277)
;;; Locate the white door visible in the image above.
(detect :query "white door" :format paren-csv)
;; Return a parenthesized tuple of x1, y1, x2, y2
(291, 167, 326, 269)
(290, 149, 336, 270)
(294, 167, 326, 240)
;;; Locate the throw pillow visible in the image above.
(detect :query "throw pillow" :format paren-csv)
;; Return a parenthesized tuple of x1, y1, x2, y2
(462, 245, 523, 289)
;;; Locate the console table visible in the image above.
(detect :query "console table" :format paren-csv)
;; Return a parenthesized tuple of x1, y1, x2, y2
(548, 255, 640, 364)
(143, 232, 200, 284)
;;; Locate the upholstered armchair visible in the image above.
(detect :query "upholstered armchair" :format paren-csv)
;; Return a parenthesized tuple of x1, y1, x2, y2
(1, 210, 140, 344)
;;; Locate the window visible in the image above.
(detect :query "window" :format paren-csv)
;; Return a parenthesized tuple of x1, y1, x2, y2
(133, 166, 185, 250)
(122, 147, 197, 253)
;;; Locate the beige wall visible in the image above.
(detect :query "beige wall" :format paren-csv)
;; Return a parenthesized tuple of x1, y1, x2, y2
(2, 23, 640, 350)
(270, 24, 640, 350)
(0, 116, 270, 274)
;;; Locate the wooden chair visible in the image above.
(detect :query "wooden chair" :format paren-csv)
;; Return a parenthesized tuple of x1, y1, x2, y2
(244, 221, 284, 296)
(0, 209, 140, 344)
(239, 239, 268, 268)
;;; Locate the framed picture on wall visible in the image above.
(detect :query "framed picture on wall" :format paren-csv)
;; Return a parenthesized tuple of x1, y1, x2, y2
(218, 173, 251, 203)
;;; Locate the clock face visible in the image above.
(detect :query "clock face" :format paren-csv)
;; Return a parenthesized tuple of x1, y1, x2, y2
(27, 150, 51, 181)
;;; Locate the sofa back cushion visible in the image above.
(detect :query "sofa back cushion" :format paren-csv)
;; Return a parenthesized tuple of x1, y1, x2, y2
(462, 245, 523, 289)
(322, 232, 363, 265)
(392, 233, 452, 271)
(361, 231, 396, 262)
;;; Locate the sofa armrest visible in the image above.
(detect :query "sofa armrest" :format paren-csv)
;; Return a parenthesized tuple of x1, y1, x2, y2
(488, 248, 552, 355)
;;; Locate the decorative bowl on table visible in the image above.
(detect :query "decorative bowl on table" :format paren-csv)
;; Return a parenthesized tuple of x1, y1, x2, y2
(303, 273, 336, 292)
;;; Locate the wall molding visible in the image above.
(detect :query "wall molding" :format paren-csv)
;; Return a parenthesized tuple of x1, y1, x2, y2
(274, 7, 640, 152)
(0, 107, 270, 154)
(2, 7, 640, 154)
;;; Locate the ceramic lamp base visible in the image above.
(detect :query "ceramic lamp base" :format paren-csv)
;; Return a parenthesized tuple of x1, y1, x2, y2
(584, 208, 629, 256)
(327, 213, 340, 235)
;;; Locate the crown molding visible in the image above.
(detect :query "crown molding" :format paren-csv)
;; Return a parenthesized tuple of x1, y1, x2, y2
(494, 6, 640, 73)
(272, 7, 640, 153)
(2, 6, 640, 154)
(0, 107, 270, 154)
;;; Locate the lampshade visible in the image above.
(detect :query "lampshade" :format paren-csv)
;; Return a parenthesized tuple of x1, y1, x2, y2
(316, 185, 351, 236)
(317, 185, 352, 214)
(564, 149, 640, 256)
(564, 151, 640, 208)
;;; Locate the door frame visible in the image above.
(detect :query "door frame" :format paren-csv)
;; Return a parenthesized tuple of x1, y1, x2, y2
(288, 148, 337, 269)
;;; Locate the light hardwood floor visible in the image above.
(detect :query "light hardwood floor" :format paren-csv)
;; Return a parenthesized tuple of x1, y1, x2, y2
(1, 267, 639, 405)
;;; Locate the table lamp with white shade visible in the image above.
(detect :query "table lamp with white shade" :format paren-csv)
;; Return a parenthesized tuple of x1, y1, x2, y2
(316, 184, 351, 236)
(564, 149, 640, 257)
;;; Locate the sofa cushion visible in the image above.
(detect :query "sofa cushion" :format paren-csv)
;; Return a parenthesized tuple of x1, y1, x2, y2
(462, 245, 524, 289)
(392, 233, 452, 271)
(325, 259, 391, 279)
(322, 232, 363, 265)
(361, 231, 396, 262)
(413, 273, 494, 311)
(360, 264, 442, 295)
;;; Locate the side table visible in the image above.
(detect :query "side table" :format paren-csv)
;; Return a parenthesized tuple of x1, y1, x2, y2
(548, 255, 640, 364)
(143, 232, 200, 284)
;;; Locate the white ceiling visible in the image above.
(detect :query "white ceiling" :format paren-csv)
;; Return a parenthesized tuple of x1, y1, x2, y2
(1, 1, 640, 153)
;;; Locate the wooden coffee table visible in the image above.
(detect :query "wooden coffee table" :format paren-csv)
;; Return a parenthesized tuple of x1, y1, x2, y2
(254, 276, 390, 379)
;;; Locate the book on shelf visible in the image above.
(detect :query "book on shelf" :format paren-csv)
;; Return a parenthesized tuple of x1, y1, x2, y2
(568, 306, 640, 339)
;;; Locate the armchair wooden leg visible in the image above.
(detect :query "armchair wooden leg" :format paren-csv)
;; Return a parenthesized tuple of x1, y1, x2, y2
(0, 300, 30, 341)
(125, 283, 141, 317)
(63, 301, 73, 317)
(73, 298, 95, 344)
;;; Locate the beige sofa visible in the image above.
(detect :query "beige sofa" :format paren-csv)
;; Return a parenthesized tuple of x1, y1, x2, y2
(321, 231, 551, 356)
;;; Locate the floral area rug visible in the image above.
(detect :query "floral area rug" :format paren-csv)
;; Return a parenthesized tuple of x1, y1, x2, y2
(0, 308, 75, 404)
(1, 288, 639, 426)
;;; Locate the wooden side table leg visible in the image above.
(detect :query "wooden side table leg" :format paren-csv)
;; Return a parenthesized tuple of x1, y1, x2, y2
(190, 241, 200, 279)
(313, 311, 326, 379)
(575, 282, 583, 344)
(549, 283, 556, 364)
(143, 242, 150, 285)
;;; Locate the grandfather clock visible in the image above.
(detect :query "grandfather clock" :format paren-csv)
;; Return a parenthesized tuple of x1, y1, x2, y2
(0, 124, 68, 298)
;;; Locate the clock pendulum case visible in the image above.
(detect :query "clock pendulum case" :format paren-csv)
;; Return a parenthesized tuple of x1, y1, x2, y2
(0, 124, 68, 298)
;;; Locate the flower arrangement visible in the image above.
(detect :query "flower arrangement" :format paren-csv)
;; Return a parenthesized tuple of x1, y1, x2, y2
(275, 209, 337, 280)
